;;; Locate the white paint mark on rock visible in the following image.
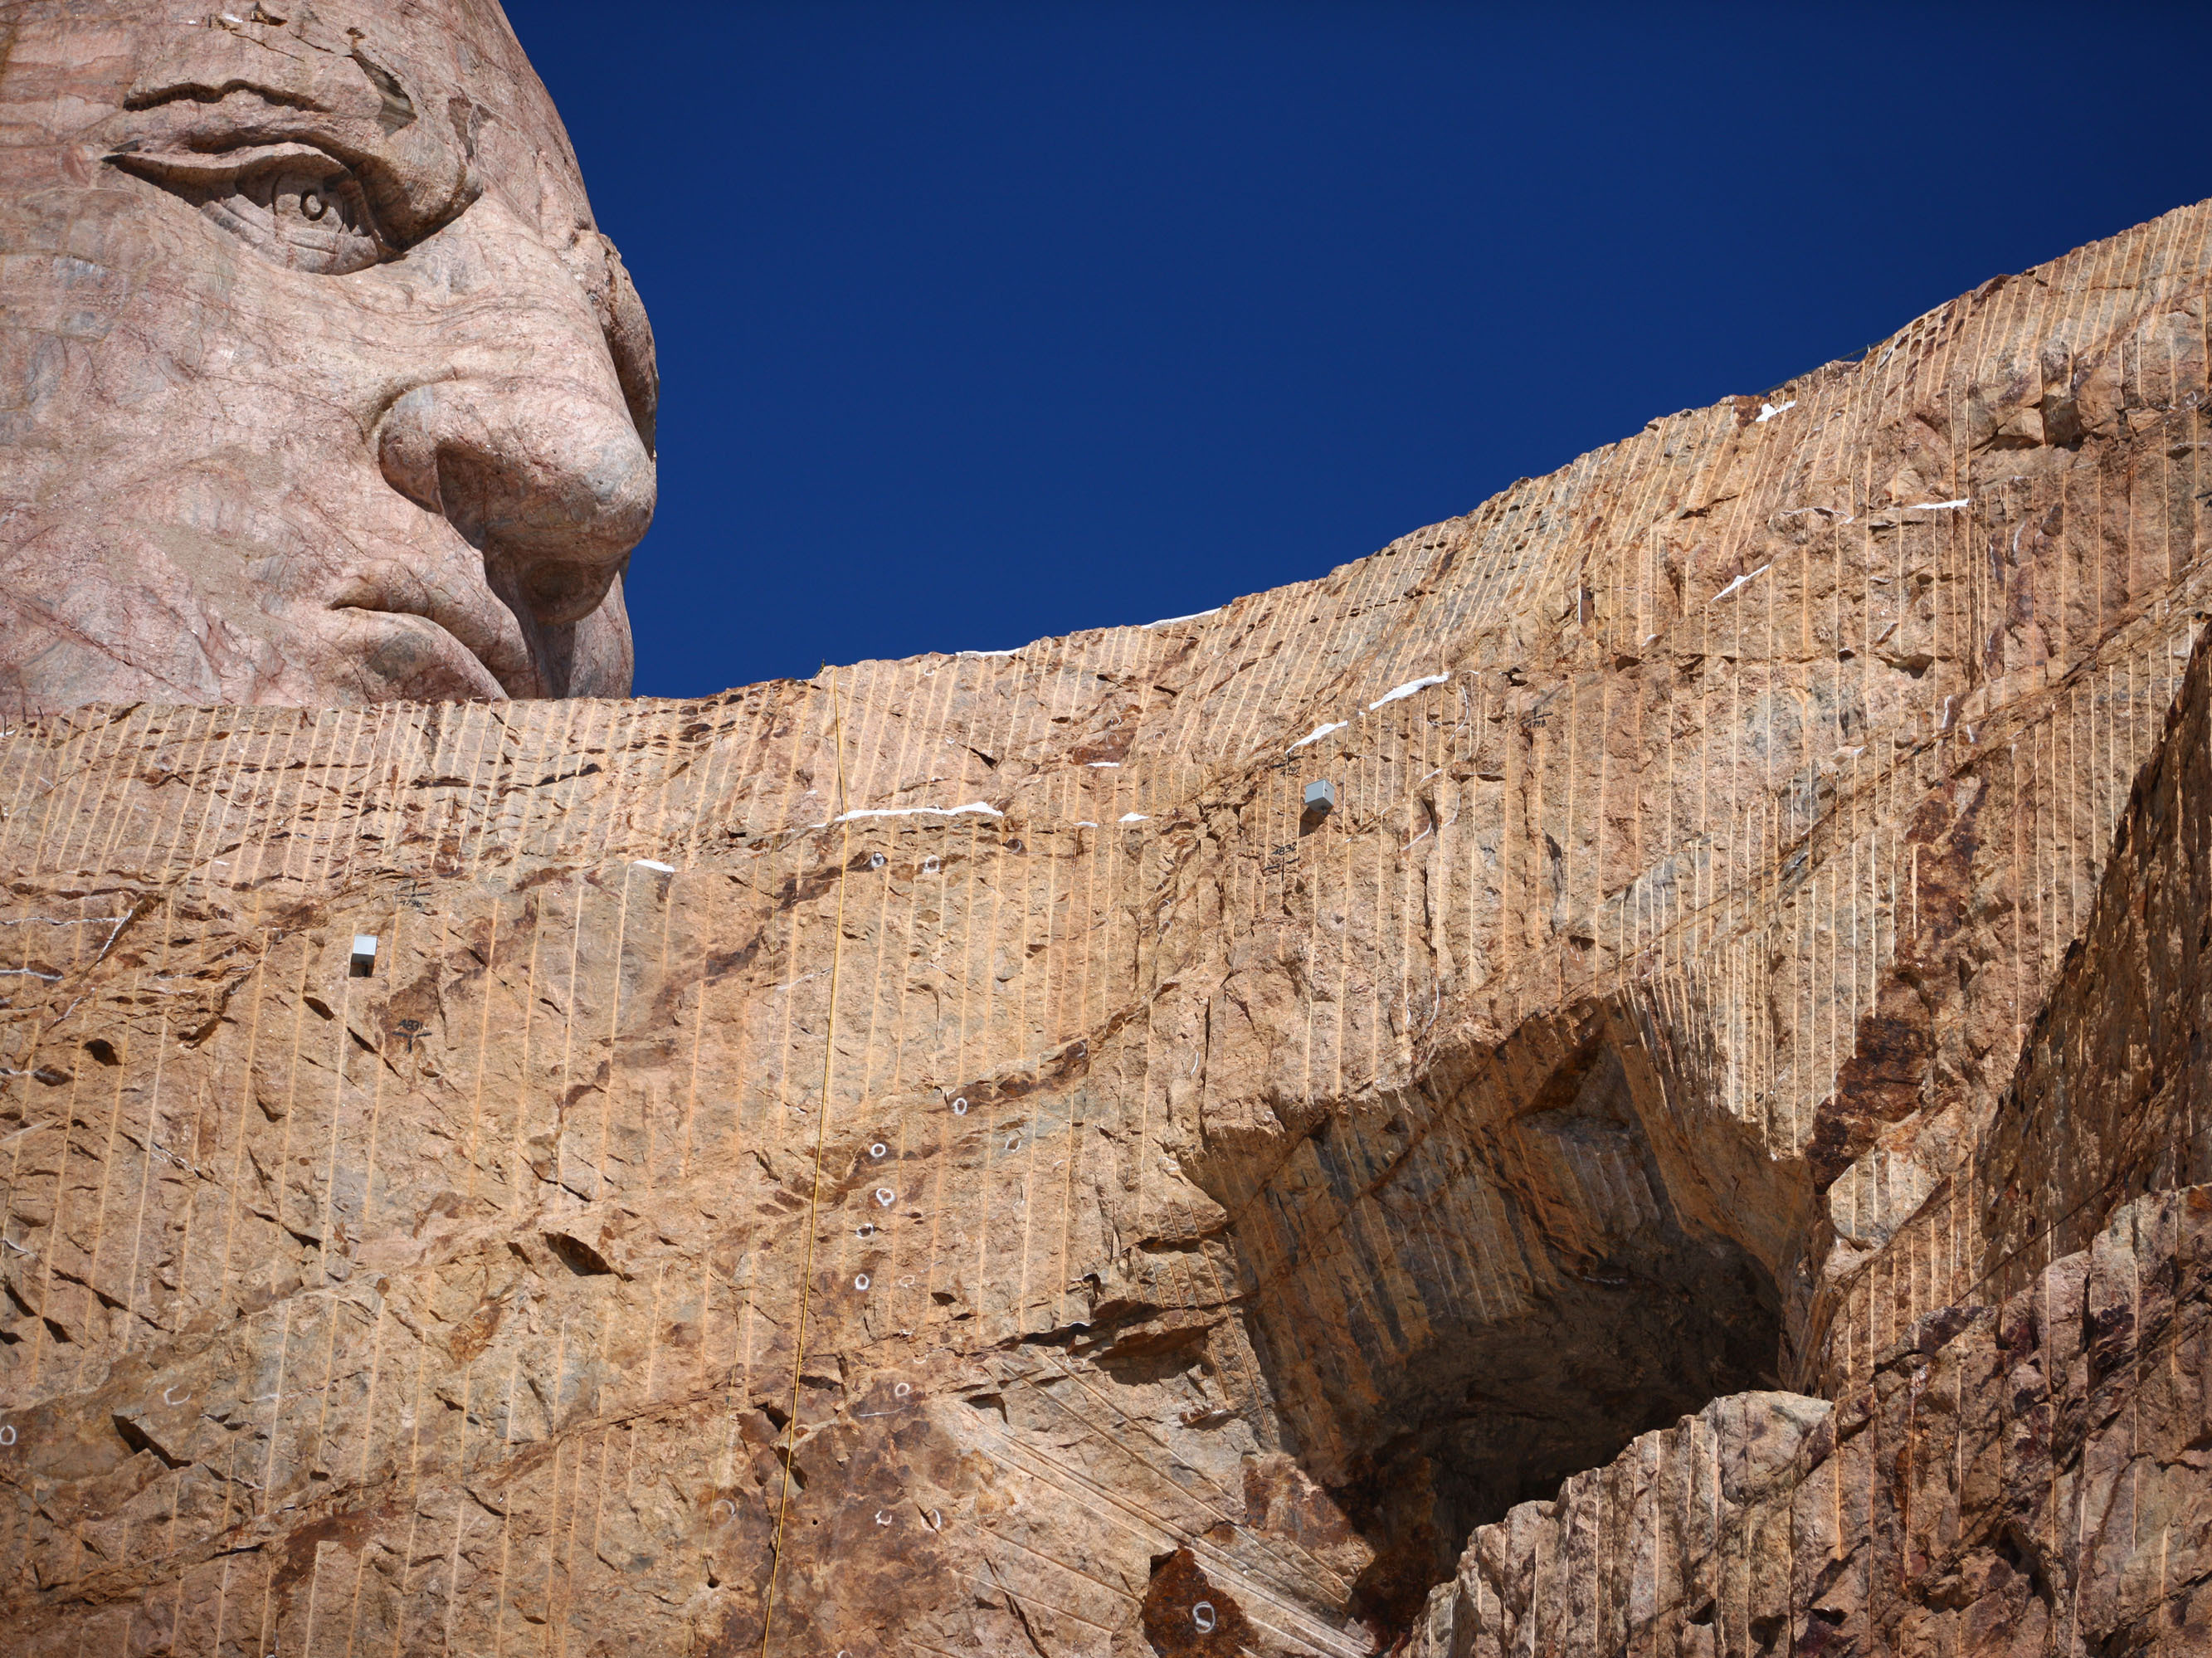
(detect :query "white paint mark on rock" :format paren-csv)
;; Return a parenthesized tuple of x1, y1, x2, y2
(1288, 721, 1347, 752)
(1709, 564, 1772, 605)
(1143, 607, 1221, 628)
(831, 802, 1002, 824)
(1368, 672, 1449, 710)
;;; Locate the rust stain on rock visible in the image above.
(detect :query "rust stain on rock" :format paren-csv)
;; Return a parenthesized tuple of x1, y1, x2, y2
(1141, 1547, 1259, 1657)
(5, 83, 2212, 1655)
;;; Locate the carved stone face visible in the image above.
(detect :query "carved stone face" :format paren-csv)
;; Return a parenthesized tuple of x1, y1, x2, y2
(0, 1, 657, 706)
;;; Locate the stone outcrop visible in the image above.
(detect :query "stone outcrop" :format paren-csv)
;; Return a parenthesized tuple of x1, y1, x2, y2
(1407, 1185, 2212, 1658)
(6, 202, 2212, 1656)
(1407, 596, 2212, 1655)
(0, 2, 655, 709)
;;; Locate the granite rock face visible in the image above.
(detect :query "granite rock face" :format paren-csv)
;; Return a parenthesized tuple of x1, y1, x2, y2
(1406, 607, 2212, 1652)
(6, 205, 2212, 1656)
(0, 2, 655, 710)
(1406, 1184, 2212, 1658)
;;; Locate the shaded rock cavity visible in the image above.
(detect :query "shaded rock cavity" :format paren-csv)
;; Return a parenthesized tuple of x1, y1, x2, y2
(1228, 1029, 1786, 1636)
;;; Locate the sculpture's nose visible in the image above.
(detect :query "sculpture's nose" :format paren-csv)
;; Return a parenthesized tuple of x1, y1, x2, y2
(377, 378, 655, 624)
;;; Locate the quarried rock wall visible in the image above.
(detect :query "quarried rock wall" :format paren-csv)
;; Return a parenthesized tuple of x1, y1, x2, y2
(1407, 624, 2212, 1656)
(1411, 1185, 2212, 1658)
(6, 202, 2212, 1654)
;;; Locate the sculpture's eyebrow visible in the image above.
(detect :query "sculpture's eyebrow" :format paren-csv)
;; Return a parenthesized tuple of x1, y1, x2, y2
(124, 75, 331, 114)
(124, 17, 339, 114)
(114, 34, 477, 246)
(124, 27, 418, 134)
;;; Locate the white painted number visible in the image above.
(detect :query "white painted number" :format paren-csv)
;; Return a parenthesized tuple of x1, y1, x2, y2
(870, 1143, 887, 1158)
(875, 1187, 894, 1207)
(855, 1274, 870, 1291)
(0, 1425, 14, 1446)
(1192, 1602, 1216, 1633)
(952, 1097, 967, 1115)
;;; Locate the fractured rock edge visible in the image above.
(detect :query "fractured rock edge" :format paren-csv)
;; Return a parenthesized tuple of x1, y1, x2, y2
(6, 201, 2212, 1655)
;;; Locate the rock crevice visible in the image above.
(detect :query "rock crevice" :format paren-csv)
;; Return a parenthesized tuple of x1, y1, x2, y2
(7, 202, 2212, 1654)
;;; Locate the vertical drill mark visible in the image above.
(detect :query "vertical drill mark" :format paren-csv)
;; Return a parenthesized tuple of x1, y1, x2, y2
(759, 667, 852, 1657)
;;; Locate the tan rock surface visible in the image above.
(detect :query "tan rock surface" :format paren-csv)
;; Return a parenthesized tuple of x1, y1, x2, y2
(0, 2, 655, 709)
(6, 202, 2212, 1655)
(1412, 1185, 2212, 1658)
(1406, 615, 2212, 1656)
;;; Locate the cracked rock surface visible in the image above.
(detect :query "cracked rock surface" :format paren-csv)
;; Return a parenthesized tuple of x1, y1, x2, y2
(7, 204, 2212, 1655)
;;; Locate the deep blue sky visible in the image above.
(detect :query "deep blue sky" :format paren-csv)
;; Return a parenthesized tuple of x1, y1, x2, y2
(509, 2, 2212, 700)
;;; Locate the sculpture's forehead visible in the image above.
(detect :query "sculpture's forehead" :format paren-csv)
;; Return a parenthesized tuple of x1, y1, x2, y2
(6, 1, 597, 241)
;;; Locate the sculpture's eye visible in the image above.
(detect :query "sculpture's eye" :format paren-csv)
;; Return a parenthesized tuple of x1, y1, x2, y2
(107, 143, 388, 276)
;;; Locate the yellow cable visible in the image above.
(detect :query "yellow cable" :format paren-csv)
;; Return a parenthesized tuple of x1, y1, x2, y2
(760, 666, 851, 1655)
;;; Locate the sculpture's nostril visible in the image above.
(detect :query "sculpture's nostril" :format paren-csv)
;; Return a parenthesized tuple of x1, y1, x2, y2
(376, 378, 655, 625)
